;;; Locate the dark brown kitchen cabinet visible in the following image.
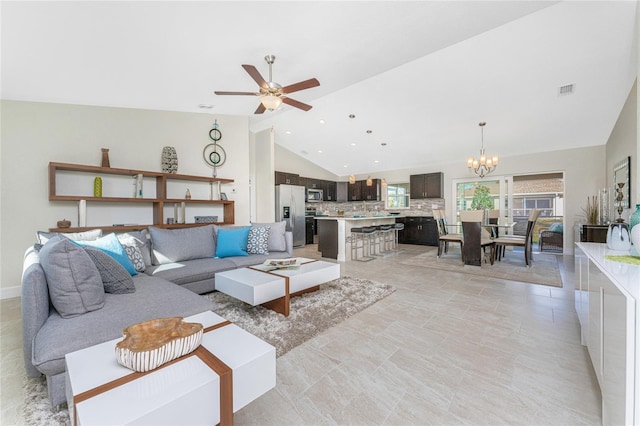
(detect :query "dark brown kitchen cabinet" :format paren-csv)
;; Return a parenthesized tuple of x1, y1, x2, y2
(362, 179, 380, 201)
(410, 172, 443, 199)
(396, 217, 438, 246)
(324, 181, 337, 201)
(275, 171, 299, 186)
(306, 179, 322, 190)
(348, 181, 362, 201)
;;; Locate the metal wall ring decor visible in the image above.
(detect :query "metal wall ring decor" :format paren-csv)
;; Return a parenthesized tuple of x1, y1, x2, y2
(203, 119, 226, 176)
(203, 143, 226, 168)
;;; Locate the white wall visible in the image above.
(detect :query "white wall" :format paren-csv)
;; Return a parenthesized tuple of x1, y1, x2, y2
(275, 144, 339, 181)
(606, 80, 637, 219)
(252, 128, 276, 222)
(1, 100, 251, 296)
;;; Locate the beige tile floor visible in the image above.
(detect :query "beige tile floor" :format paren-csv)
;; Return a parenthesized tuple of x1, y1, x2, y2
(1, 244, 601, 425)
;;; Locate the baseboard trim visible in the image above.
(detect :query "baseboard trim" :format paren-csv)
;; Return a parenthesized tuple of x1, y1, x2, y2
(1, 286, 21, 300)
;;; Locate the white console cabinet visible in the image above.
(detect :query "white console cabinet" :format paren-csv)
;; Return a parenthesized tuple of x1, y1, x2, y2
(575, 243, 639, 425)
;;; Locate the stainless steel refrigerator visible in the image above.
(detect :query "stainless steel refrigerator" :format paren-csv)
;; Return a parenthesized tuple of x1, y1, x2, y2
(275, 184, 306, 247)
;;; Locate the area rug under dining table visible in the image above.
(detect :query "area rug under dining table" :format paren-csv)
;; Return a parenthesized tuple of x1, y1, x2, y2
(400, 246, 563, 287)
(22, 276, 395, 425)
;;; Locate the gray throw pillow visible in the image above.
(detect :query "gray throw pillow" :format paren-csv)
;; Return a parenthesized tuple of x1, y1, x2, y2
(38, 238, 105, 318)
(83, 247, 135, 294)
(251, 221, 287, 252)
(36, 228, 103, 245)
(247, 226, 270, 255)
(148, 225, 215, 265)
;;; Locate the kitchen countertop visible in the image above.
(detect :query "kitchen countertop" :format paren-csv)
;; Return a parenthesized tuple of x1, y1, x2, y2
(314, 215, 404, 220)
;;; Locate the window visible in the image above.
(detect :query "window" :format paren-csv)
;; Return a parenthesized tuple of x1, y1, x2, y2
(386, 183, 410, 209)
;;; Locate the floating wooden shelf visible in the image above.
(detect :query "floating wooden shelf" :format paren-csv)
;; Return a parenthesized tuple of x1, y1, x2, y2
(48, 162, 235, 232)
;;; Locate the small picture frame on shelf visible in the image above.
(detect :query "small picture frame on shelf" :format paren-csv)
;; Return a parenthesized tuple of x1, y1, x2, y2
(220, 192, 228, 201)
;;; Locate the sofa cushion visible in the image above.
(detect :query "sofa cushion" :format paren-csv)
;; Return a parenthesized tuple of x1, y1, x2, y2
(251, 221, 287, 252)
(247, 226, 270, 255)
(83, 247, 135, 294)
(38, 239, 105, 319)
(32, 274, 215, 376)
(149, 225, 215, 265)
(215, 227, 250, 258)
(74, 233, 138, 276)
(145, 257, 237, 285)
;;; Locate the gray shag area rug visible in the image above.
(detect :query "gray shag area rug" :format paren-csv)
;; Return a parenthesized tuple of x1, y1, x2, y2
(400, 246, 562, 287)
(22, 276, 394, 425)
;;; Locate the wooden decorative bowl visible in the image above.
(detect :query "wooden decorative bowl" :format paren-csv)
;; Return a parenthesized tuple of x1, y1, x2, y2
(115, 317, 203, 372)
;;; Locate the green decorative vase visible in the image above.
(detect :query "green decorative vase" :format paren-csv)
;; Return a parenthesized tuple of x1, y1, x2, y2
(630, 203, 640, 231)
(93, 176, 102, 198)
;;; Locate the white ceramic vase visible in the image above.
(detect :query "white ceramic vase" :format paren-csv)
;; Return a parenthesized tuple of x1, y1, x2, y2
(631, 225, 640, 256)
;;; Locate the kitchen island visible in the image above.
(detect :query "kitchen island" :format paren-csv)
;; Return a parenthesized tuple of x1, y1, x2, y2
(315, 215, 400, 261)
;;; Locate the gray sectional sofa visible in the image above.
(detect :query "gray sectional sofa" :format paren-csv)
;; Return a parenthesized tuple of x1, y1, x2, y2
(21, 222, 293, 407)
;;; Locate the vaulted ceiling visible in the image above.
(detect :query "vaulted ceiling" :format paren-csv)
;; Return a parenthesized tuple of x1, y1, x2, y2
(2, 1, 637, 176)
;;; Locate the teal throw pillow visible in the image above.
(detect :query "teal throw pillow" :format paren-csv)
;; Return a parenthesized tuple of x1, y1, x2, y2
(548, 223, 563, 234)
(74, 233, 138, 275)
(215, 227, 250, 258)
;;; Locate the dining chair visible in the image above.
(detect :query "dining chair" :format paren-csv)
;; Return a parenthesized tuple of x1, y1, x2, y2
(433, 209, 463, 259)
(460, 210, 495, 266)
(491, 209, 541, 266)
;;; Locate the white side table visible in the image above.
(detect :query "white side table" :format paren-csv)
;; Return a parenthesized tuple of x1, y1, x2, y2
(65, 311, 275, 425)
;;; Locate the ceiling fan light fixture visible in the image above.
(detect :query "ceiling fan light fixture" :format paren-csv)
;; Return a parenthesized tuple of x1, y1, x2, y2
(260, 94, 282, 110)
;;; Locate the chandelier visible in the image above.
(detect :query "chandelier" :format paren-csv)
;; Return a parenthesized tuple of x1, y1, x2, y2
(467, 122, 498, 178)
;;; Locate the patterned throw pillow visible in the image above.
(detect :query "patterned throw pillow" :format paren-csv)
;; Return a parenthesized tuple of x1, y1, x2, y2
(247, 226, 270, 255)
(117, 233, 147, 272)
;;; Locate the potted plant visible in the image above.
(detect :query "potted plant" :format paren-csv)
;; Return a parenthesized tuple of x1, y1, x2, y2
(582, 195, 599, 224)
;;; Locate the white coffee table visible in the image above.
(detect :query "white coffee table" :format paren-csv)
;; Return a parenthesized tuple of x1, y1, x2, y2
(215, 258, 340, 317)
(65, 311, 275, 426)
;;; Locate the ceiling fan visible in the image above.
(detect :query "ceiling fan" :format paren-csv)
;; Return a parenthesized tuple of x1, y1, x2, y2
(214, 55, 320, 114)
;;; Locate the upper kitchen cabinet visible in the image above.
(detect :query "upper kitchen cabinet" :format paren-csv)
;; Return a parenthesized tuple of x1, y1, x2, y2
(410, 172, 443, 199)
(324, 181, 337, 201)
(348, 181, 362, 201)
(362, 179, 380, 201)
(275, 171, 300, 186)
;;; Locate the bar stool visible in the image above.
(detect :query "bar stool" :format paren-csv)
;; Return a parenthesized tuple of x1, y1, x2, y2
(392, 222, 404, 251)
(375, 225, 394, 254)
(350, 227, 375, 261)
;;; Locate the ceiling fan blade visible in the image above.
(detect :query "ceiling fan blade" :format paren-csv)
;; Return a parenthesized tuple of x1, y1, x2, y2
(242, 65, 268, 89)
(254, 103, 266, 114)
(214, 91, 259, 96)
(282, 78, 320, 94)
(282, 97, 313, 111)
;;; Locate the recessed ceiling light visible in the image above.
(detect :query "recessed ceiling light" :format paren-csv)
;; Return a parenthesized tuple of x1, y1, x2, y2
(343, 164, 348, 168)
(319, 119, 326, 124)
(374, 160, 380, 164)
(350, 143, 356, 146)
(198, 104, 214, 109)
(285, 130, 292, 135)
(317, 150, 323, 154)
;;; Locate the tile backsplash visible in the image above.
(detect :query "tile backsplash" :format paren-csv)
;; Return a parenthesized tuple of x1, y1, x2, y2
(306, 198, 445, 217)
